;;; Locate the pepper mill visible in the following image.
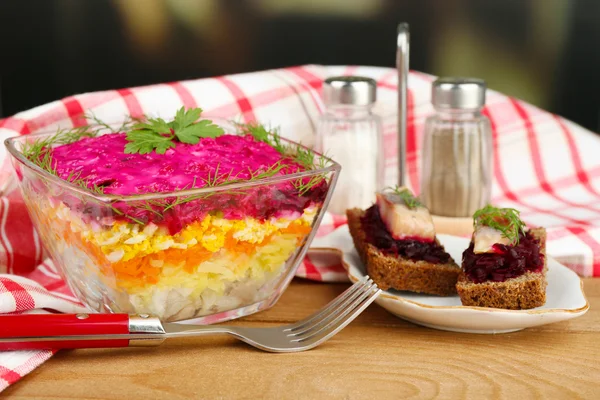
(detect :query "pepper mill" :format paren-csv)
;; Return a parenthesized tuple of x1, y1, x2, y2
(421, 78, 493, 237)
(395, 25, 480, 237)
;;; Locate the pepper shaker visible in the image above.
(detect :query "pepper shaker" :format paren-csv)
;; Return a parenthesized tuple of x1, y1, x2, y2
(315, 76, 384, 214)
(420, 77, 493, 218)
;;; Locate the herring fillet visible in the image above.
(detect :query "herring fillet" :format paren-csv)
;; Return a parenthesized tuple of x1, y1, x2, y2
(375, 192, 435, 241)
(473, 225, 513, 253)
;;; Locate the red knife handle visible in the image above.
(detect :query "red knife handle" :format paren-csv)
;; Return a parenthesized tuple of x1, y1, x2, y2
(0, 313, 130, 350)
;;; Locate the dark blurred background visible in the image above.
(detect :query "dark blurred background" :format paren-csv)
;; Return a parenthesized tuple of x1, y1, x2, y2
(0, 0, 598, 132)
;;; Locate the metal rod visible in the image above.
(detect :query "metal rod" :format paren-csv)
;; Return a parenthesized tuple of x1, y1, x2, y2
(397, 23, 409, 187)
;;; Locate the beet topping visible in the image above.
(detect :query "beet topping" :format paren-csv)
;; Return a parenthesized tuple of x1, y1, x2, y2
(51, 133, 303, 196)
(360, 205, 451, 264)
(462, 231, 544, 283)
(50, 133, 329, 233)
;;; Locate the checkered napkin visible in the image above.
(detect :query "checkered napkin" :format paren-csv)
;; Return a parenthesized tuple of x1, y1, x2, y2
(1, 64, 600, 390)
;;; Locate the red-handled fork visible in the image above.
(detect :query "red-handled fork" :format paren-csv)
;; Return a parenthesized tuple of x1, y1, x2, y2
(0, 276, 380, 353)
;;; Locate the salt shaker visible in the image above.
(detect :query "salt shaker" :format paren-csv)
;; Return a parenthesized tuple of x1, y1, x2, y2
(420, 77, 493, 218)
(316, 76, 384, 214)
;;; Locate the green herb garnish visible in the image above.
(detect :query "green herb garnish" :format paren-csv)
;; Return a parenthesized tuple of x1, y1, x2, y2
(22, 126, 98, 167)
(22, 112, 334, 226)
(293, 147, 316, 170)
(234, 121, 331, 194)
(86, 112, 139, 134)
(234, 121, 324, 169)
(235, 122, 287, 154)
(124, 107, 224, 154)
(119, 161, 294, 221)
(473, 204, 526, 244)
(385, 186, 422, 209)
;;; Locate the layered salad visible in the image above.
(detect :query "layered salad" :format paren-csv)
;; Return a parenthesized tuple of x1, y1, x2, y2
(18, 108, 332, 321)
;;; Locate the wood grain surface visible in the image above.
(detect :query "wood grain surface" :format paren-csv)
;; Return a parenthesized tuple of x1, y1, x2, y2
(3, 278, 600, 400)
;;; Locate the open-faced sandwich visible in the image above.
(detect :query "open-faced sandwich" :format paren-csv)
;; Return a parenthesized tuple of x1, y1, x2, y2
(346, 186, 460, 296)
(457, 205, 547, 309)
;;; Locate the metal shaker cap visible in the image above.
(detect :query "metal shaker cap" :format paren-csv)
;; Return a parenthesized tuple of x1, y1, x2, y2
(323, 76, 377, 106)
(432, 77, 486, 110)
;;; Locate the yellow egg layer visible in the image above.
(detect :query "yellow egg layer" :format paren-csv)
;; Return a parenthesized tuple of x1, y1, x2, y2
(27, 197, 318, 321)
(105, 220, 310, 289)
(50, 205, 315, 289)
(127, 232, 301, 319)
(80, 208, 316, 264)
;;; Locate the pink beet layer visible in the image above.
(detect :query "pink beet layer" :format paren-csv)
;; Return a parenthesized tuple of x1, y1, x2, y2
(50, 133, 328, 233)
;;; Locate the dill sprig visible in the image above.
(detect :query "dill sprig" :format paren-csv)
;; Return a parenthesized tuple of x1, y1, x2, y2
(22, 113, 332, 226)
(234, 121, 334, 195)
(21, 111, 132, 175)
(194, 161, 290, 189)
(292, 152, 331, 195)
(201, 164, 227, 187)
(473, 204, 526, 244)
(385, 186, 422, 209)
(234, 121, 331, 171)
(292, 175, 322, 195)
(21, 122, 143, 223)
(125, 161, 293, 219)
(22, 126, 98, 167)
(293, 147, 316, 169)
(235, 122, 287, 154)
(65, 170, 91, 188)
(86, 112, 139, 133)
(246, 161, 289, 181)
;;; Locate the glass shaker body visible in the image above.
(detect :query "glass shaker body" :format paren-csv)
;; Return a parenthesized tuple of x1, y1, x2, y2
(316, 104, 384, 214)
(420, 107, 493, 217)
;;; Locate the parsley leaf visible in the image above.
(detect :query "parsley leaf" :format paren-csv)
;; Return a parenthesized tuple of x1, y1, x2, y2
(176, 119, 224, 144)
(124, 107, 225, 154)
(173, 107, 202, 131)
(124, 130, 175, 154)
(134, 117, 172, 135)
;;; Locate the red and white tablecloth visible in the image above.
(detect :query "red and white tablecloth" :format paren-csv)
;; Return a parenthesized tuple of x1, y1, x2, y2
(1, 64, 600, 391)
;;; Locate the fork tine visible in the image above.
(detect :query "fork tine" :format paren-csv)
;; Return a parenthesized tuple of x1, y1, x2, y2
(285, 276, 371, 332)
(286, 276, 372, 333)
(294, 286, 381, 351)
(291, 284, 380, 344)
(288, 279, 376, 336)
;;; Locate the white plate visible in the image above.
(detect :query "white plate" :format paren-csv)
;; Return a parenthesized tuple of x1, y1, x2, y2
(310, 226, 589, 334)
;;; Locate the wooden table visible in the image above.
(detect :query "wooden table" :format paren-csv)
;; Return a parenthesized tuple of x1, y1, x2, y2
(4, 278, 600, 399)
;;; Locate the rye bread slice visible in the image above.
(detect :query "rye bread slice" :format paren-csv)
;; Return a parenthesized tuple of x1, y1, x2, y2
(346, 208, 460, 296)
(456, 228, 547, 309)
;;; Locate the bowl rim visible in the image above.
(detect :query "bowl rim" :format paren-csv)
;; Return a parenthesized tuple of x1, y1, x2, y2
(4, 118, 341, 203)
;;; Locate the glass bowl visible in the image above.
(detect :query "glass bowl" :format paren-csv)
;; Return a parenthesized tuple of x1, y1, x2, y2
(4, 120, 340, 323)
